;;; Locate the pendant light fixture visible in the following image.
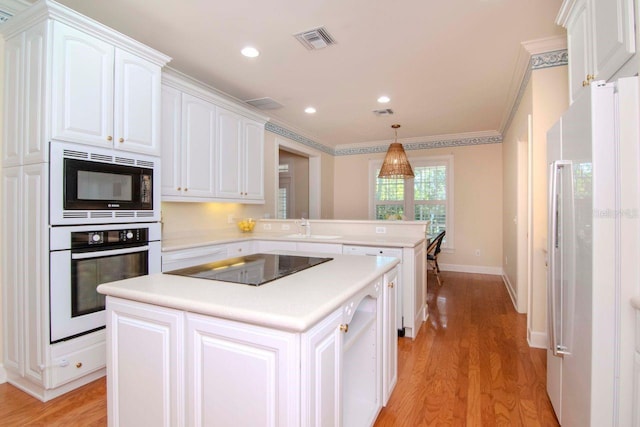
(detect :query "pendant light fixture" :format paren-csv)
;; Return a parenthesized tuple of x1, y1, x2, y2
(378, 124, 414, 179)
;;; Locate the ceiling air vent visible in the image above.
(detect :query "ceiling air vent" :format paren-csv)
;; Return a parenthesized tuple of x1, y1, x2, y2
(294, 26, 336, 50)
(246, 97, 284, 110)
(373, 109, 394, 116)
(0, 10, 12, 24)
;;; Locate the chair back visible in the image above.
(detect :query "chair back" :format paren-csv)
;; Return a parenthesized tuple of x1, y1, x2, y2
(427, 231, 446, 256)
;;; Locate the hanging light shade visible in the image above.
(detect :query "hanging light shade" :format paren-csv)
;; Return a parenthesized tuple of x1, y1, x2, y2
(378, 124, 414, 179)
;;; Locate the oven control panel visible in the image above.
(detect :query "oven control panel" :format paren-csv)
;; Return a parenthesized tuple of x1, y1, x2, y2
(71, 228, 149, 248)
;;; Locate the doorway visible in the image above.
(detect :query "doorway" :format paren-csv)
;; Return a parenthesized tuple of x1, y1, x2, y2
(278, 149, 309, 219)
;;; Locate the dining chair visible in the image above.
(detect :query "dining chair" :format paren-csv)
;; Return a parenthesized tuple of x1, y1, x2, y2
(426, 230, 446, 286)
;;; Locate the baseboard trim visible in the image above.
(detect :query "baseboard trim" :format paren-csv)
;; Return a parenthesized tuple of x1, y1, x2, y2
(439, 263, 503, 275)
(528, 328, 547, 349)
(0, 364, 6, 383)
(501, 273, 519, 311)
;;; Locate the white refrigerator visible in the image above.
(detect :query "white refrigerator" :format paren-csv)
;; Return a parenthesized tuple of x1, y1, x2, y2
(546, 77, 640, 426)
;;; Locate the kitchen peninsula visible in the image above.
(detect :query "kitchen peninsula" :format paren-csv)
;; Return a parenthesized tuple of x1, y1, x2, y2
(98, 252, 400, 426)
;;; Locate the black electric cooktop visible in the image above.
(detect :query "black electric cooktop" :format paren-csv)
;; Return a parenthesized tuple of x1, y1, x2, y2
(165, 253, 333, 286)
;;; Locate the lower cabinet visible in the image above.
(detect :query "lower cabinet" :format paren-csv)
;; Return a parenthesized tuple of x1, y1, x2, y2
(382, 268, 398, 405)
(105, 274, 395, 426)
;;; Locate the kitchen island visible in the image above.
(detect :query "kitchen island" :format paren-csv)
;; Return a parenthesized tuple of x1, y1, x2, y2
(98, 252, 400, 427)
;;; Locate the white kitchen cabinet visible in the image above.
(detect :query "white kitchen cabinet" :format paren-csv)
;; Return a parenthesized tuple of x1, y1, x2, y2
(186, 313, 299, 426)
(216, 108, 265, 202)
(301, 307, 344, 426)
(559, 0, 636, 103)
(162, 244, 229, 272)
(382, 268, 398, 405)
(106, 298, 184, 427)
(3, 22, 48, 167)
(0, 0, 170, 400)
(51, 21, 164, 155)
(225, 240, 256, 257)
(161, 91, 217, 200)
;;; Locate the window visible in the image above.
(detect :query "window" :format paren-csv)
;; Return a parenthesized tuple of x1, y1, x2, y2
(370, 155, 453, 247)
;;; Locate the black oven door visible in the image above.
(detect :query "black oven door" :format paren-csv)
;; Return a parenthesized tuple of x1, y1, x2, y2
(64, 158, 153, 211)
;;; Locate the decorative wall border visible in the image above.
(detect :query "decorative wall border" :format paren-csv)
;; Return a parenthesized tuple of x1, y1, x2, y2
(265, 122, 335, 155)
(334, 134, 502, 156)
(502, 49, 568, 133)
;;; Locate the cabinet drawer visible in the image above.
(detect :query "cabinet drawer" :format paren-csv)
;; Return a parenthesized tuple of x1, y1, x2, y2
(49, 332, 106, 388)
(225, 241, 255, 257)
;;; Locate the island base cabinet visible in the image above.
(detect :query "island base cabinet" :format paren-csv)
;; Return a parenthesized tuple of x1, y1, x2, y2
(185, 313, 300, 427)
(106, 297, 184, 427)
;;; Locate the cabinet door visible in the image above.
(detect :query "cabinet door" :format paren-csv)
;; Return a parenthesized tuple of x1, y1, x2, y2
(113, 49, 162, 155)
(591, 0, 635, 83)
(216, 108, 243, 199)
(2, 167, 23, 373)
(182, 94, 216, 198)
(566, 0, 591, 104)
(106, 298, 184, 427)
(3, 34, 23, 167)
(243, 119, 265, 201)
(161, 85, 182, 197)
(51, 22, 114, 147)
(23, 23, 48, 164)
(301, 308, 343, 427)
(382, 269, 398, 405)
(186, 313, 299, 426)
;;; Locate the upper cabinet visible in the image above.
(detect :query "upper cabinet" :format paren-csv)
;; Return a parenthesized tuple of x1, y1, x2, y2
(558, 0, 636, 103)
(1, 0, 171, 167)
(216, 109, 265, 202)
(51, 22, 163, 156)
(161, 71, 268, 204)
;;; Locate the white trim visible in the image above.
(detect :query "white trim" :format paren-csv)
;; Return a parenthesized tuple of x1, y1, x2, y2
(527, 328, 548, 349)
(276, 137, 322, 219)
(439, 263, 502, 275)
(501, 273, 519, 311)
(0, 364, 7, 383)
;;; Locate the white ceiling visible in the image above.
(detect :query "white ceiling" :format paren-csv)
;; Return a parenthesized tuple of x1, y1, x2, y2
(50, 0, 565, 147)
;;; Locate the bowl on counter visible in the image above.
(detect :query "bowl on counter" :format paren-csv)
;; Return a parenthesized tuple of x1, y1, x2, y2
(237, 218, 256, 233)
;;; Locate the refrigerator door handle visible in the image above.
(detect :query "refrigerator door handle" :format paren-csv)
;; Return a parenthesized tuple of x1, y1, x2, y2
(548, 160, 572, 357)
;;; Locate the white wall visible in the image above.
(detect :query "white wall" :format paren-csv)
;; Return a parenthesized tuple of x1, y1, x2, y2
(334, 143, 503, 273)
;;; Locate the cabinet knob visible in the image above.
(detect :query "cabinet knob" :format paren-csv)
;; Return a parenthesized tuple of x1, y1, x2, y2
(76, 362, 82, 369)
(119, 137, 124, 143)
(389, 281, 395, 288)
(177, 187, 181, 191)
(184, 188, 188, 192)
(339, 324, 349, 333)
(107, 136, 113, 141)
(583, 74, 596, 86)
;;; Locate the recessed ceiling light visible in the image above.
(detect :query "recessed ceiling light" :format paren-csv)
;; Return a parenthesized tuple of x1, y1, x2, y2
(378, 96, 391, 103)
(241, 46, 260, 58)
(305, 107, 317, 114)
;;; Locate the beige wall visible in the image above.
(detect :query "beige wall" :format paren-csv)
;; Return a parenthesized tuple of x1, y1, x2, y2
(530, 66, 569, 336)
(502, 79, 533, 313)
(501, 64, 568, 345)
(334, 143, 503, 271)
(0, 34, 4, 376)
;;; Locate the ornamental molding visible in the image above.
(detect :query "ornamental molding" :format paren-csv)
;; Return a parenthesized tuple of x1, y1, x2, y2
(334, 134, 502, 156)
(265, 122, 335, 155)
(531, 49, 568, 70)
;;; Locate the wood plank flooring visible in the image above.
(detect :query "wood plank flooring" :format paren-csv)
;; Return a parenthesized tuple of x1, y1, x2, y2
(0, 272, 558, 426)
(374, 272, 559, 426)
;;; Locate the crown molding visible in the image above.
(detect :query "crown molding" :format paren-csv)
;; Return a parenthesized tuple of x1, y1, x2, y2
(265, 122, 334, 155)
(500, 36, 567, 133)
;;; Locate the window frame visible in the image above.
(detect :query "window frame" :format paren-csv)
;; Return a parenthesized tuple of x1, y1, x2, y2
(369, 155, 454, 250)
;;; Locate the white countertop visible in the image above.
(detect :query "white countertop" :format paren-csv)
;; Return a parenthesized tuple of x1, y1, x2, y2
(98, 252, 399, 332)
(162, 230, 425, 252)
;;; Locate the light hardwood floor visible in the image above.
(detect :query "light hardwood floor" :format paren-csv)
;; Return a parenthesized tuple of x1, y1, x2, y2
(0, 272, 558, 426)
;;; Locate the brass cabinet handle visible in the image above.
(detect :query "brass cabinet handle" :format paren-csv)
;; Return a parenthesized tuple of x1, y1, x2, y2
(184, 188, 188, 192)
(76, 362, 82, 369)
(177, 187, 181, 191)
(119, 137, 124, 143)
(339, 324, 349, 333)
(583, 74, 595, 86)
(107, 136, 113, 141)
(389, 281, 395, 288)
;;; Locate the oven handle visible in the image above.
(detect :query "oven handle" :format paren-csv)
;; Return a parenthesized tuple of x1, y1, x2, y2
(71, 245, 150, 260)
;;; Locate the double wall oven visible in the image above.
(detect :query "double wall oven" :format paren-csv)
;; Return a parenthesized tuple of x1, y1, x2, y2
(49, 141, 161, 343)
